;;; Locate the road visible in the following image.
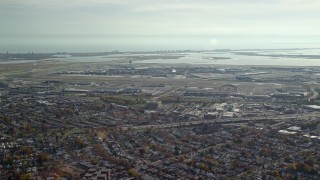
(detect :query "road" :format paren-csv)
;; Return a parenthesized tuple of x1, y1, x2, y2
(120, 112, 318, 131)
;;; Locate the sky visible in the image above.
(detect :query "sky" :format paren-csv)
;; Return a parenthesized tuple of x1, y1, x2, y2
(1, 0, 320, 52)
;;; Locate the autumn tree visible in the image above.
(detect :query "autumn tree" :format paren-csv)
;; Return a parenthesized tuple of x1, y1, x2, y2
(261, 147, 270, 156)
(128, 169, 139, 179)
(74, 136, 86, 148)
(20, 146, 32, 155)
(231, 159, 241, 169)
(297, 163, 311, 173)
(37, 152, 49, 166)
(19, 173, 32, 180)
(289, 163, 297, 171)
(139, 147, 147, 155)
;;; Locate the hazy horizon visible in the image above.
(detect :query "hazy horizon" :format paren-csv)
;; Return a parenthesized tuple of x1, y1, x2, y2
(1, 0, 320, 52)
(1, 35, 320, 53)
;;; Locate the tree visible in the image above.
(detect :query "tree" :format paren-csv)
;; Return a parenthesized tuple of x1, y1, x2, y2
(19, 173, 32, 180)
(198, 163, 208, 171)
(3, 115, 12, 124)
(289, 163, 297, 171)
(297, 163, 310, 173)
(3, 155, 13, 166)
(272, 170, 280, 177)
(37, 152, 49, 165)
(95, 130, 108, 140)
(261, 147, 270, 156)
(21, 146, 32, 155)
(91, 158, 99, 165)
(41, 122, 49, 132)
(6, 126, 16, 135)
(74, 136, 86, 148)
(179, 155, 185, 162)
(174, 145, 181, 155)
(139, 147, 147, 155)
(231, 159, 241, 169)
(128, 169, 139, 179)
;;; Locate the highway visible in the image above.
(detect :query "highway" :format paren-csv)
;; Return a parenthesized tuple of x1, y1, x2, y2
(120, 112, 318, 131)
